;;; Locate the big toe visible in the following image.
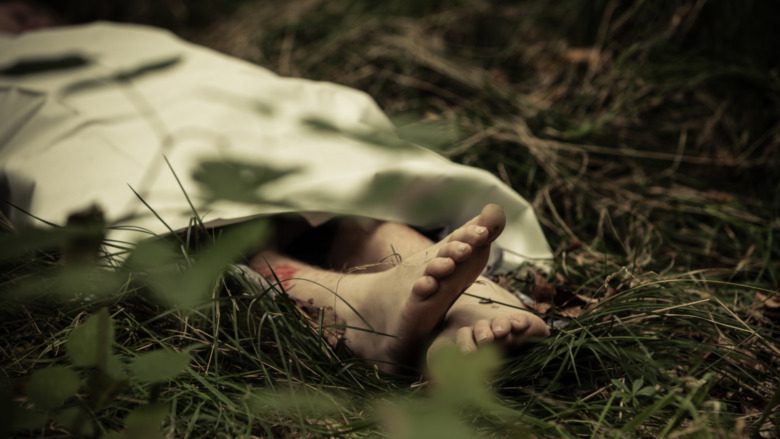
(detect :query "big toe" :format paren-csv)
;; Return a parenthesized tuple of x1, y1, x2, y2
(500, 312, 550, 347)
(516, 313, 551, 338)
(450, 204, 506, 247)
(476, 204, 506, 237)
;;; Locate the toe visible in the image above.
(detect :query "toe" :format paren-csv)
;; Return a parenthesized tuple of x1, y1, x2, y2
(474, 319, 494, 345)
(411, 275, 439, 299)
(455, 327, 477, 354)
(425, 257, 456, 278)
(477, 204, 506, 236)
(491, 316, 511, 338)
(511, 313, 551, 337)
(437, 241, 472, 262)
(446, 204, 506, 247)
(528, 315, 551, 337)
(510, 314, 531, 332)
(448, 224, 489, 247)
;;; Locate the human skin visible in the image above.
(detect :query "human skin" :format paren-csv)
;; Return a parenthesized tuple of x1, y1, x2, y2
(251, 205, 550, 374)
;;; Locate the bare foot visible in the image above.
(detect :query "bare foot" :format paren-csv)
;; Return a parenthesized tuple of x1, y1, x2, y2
(427, 276, 550, 362)
(249, 204, 506, 373)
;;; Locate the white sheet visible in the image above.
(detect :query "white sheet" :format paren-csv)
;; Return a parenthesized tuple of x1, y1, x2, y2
(0, 22, 552, 272)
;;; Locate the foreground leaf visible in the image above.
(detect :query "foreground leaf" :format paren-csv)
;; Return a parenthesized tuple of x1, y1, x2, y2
(124, 402, 169, 439)
(427, 344, 502, 410)
(26, 366, 81, 411)
(65, 308, 115, 368)
(129, 350, 190, 383)
(139, 220, 268, 308)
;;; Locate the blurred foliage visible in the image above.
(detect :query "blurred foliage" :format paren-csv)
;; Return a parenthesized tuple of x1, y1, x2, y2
(2, 0, 779, 437)
(0, 307, 186, 437)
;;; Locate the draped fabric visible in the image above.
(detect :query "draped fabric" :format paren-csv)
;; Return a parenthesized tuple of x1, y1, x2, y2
(0, 22, 552, 273)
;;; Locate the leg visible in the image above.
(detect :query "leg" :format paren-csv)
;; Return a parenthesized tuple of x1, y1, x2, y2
(325, 217, 434, 272)
(325, 205, 550, 359)
(249, 205, 506, 373)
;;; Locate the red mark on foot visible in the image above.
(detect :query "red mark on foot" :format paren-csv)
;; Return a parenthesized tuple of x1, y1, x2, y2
(261, 264, 298, 290)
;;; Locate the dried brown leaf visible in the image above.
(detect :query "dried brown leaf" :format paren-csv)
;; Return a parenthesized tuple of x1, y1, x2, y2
(529, 273, 554, 302)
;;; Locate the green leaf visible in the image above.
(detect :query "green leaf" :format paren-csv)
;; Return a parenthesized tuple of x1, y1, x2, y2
(54, 406, 94, 437)
(251, 386, 347, 418)
(55, 265, 123, 299)
(66, 308, 115, 368)
(192, 160, 300, 205)
(0, 225, 88, 261)
(426, 345, 503, 412)
(129, 350, 190, 383)
(380, 400, 480, 439)
(104, 354, 126, 381)
(631, 377, 645, 393)
(611, 378, 629, 392)
(124, 402, 169, 439)
(145, 220, 268, 308)
(354, 170, 479, 225)
(124, 239, 180, 272)
(636, 386, 657, 397)
(26, 366, 81, 411)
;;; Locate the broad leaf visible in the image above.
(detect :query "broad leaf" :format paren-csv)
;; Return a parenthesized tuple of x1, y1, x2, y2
(54, 406, 94, 436)
(65, 308, 115, 368)
(129, 350, 190, 383)
(26, 366, 81, 411)
(124, 402, 169, 439)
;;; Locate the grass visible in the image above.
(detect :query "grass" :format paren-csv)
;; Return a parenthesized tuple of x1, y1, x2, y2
(2, 0, 779, 437)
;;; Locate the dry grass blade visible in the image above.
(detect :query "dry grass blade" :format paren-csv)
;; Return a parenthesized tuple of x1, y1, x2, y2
(1, 0, 779, 437)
